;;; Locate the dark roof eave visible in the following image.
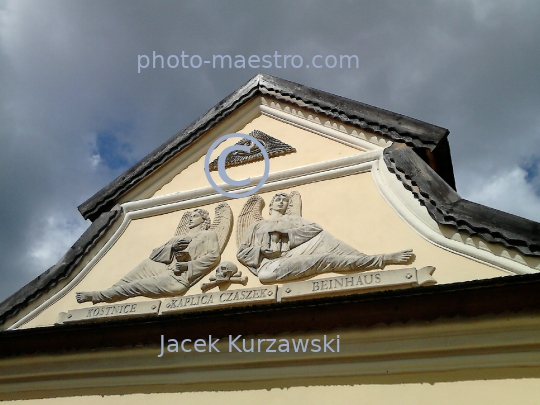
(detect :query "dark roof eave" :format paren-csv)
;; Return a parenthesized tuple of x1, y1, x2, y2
(78, 75, 263, 221)
(2, 272, 540, 357)
(78, 74, 452, 222)
(258, 74, 449, 147)
(0, 208, 122, 326)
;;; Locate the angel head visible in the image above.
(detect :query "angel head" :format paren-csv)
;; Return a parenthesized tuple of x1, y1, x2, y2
(236, 191, 302, 247)
(176, 203, 233, 254)
(189, 208, 211, 230)
(269, 193, 291, 215)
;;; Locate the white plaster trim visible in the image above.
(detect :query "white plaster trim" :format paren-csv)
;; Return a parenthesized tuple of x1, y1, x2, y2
(260, 104, 386, 152)
(372, 157, 538, 275)
(124, 150, 381, 216)
(10, 152, 381, 330)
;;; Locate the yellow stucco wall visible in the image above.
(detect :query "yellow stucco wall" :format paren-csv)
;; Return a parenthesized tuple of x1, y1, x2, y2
(4, 380, 540, 405)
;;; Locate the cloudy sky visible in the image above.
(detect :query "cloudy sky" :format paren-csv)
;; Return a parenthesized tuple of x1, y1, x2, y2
(0, 0, 539, 302)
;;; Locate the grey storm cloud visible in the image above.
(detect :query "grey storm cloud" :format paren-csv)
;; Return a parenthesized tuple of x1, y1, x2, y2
(0, 0, 539, 301)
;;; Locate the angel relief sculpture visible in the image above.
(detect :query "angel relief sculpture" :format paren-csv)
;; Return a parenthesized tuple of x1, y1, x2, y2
(76, 203, 233, 304)
(236, 191, 414, 284)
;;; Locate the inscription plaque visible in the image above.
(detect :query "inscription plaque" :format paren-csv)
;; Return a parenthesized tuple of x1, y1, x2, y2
(279, 266, 436, 301)
(161, 285, 278, 314)
(59, 300, 161, 324)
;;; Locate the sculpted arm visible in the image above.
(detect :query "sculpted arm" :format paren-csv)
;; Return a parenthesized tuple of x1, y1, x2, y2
(184, 232, 221, 281)
(149, 236, 185, 264)
(237, 223, 265, 273)
(287, 220, 323, 249)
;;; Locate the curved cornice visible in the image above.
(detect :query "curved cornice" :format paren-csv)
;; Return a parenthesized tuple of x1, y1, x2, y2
(383, 147, 540, 258)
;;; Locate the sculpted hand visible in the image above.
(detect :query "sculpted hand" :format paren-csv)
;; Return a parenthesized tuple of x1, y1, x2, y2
(173, 237, 191, 251)
(174, 261, 189, 275)
(262, 248, 282, 259)
(384, 249, 415, 265)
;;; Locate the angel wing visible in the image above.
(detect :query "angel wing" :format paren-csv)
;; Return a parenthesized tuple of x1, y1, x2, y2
(174, 211, 192, 236)
(236, 195, 265, 247)
(210, 203, 234, 253)
(285, 191, 302, 217)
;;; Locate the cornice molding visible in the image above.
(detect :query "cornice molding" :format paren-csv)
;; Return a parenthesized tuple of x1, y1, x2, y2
(373, 157, 539, 274)
(2, 304, 540, 400)
(383, 147, 540, 261)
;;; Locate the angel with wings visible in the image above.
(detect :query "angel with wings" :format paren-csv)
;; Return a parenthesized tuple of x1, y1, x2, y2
(76, 203, 233, 304)
(236, 192, 413, 284)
